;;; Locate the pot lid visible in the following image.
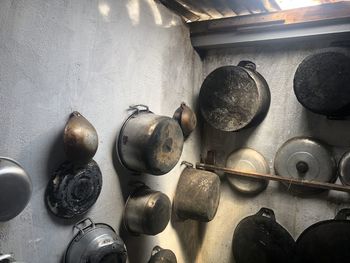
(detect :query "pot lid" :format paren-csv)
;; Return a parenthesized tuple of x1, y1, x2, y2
(0, 157, 32, 221)
(226, 148, 269, 195)
(232, 207, 295, 263)
(45, 160, 102, 219)
(296, 209, 350, 263)
(338, 151, 350, 185)
(274, 137, 336, 194)
(199, 62, 267, 132)
(294, 51, 350, 116)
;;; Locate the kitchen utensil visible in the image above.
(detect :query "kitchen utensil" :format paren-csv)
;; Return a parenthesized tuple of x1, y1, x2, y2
(226, 148, 269, 195)
(294, 51, 350, 117)
(118, 105, 184, 175)
(123, 184, 171, 235)
(173, 163, 220, 222)
(296, 209, 350, 263)
(0, 157, 32, 221)
(173, 102, 197, 138)
(232, 207, 295, 263)
(64, 111, 98, 164)
(64, 218, 127, 263)
(199, 61, 270, 132)
(148, 246, 177, 263)
(45, 160, 102, 219)
(274, 137, 336, 194)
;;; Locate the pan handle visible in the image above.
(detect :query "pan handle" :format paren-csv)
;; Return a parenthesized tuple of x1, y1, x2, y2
(256, 207, 276, 221)
(73, 218, 95, 239)
(335, 208, 350, 220)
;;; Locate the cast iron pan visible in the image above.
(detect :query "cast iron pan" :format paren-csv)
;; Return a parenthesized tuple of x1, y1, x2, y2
(232, 207, 295, 263)
(296, 208, 350, 263)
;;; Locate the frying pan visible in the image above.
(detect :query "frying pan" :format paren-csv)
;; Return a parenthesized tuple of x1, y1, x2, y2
(296, 208, 350, 263)
(232, 207, 295, 263)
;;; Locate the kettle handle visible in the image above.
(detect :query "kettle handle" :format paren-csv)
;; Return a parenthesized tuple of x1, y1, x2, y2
(256, 207, 276, 221)
(129, 104, 150, 114)
(73, 218, 95, 236)
(335, 208, 350, 220)
(238, 60, 256, 71)
(151, 246, 163, 256)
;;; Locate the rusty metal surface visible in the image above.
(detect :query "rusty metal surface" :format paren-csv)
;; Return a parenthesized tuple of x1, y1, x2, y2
(63, 111, 98, 164)
(173, 167, 220, 222)
(45, 160, 102, 219)
(199, 62, 270, 132)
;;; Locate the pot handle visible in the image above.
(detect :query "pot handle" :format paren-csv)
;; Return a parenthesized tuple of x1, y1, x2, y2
(73, 217, 95, 236)
(335, 208, 350, 220)
(238, 60, 256, 71)
(256, 207, 276, 221)
(151, 246, 163, 257)
(129, 104, 150, 114)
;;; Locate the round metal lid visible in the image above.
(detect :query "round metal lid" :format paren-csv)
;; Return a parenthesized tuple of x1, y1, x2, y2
(294, 52, 350, 116)
(199, 65, 261, 132)
(45, 160, 102, 219)
(338, 151, 350, 186)
(226, 148, 269, 195)
(0, 157, 32, 221)
(274, 137, 336, 194)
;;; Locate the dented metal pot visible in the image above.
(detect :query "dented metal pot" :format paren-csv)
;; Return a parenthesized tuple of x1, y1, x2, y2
(118, 105, 184, 175)
(123, 184, 171, 235)
(199, 61, 271, 132)
(174, 164, 220, 222)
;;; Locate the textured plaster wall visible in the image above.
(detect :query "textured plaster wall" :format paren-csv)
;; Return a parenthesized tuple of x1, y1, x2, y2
(0, 1, 203, 262)
(199, 40, 350, 263)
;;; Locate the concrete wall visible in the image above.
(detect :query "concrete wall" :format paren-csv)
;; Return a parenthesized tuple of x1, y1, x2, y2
(0, 1, 203, 262)
(199, 40, 350, 263)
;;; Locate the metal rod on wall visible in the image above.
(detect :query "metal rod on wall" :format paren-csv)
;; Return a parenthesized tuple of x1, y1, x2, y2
(196, 162, 350, 193)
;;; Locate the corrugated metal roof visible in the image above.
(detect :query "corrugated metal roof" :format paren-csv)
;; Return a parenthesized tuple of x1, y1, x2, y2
(159, 0, 350, 22)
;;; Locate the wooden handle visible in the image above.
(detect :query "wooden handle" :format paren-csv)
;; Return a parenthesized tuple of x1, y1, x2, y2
(196, 163, 350, 193)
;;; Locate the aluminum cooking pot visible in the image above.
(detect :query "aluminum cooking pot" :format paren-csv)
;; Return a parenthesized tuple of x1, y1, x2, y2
(0, 157, 32, 221)
(118, 105, 184, 175)
(64, 218, 127, 263)
(199, 61, 271, 132)
(123, 184, 171, 235)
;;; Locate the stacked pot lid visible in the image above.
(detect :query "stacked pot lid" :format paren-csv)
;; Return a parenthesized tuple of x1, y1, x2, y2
(274, 137, 337, 194)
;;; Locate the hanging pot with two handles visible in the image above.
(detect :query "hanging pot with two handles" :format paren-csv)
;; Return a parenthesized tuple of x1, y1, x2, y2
(117, 105, 184, 175)
(199, 61, 271, 132)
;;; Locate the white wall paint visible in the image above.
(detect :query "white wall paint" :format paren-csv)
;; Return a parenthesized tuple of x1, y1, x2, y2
(0, 1, 202, 262)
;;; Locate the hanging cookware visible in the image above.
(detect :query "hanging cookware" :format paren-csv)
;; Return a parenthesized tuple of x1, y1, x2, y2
(173, 102, 197, 138)
(296, 209, 350, 263)
(123, 184, 171, 235)
(148, 246, 177, 263)
(232, 207, 296, 263)
(0, 254, 15, 263)
(173, 163, 220, 222)
(294, 51, 350, 117)
(118, 105, 184, 175)
(199, 61, 271, 132)
(226, 148, 269, 195)
(64, 218, 127, 263)
(0, 157, 32, 221)
(45, 160, 102, 219)
(274, 137, 336, 194)
(338, 151, 350, 185)
(63, 111, 98, 164)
